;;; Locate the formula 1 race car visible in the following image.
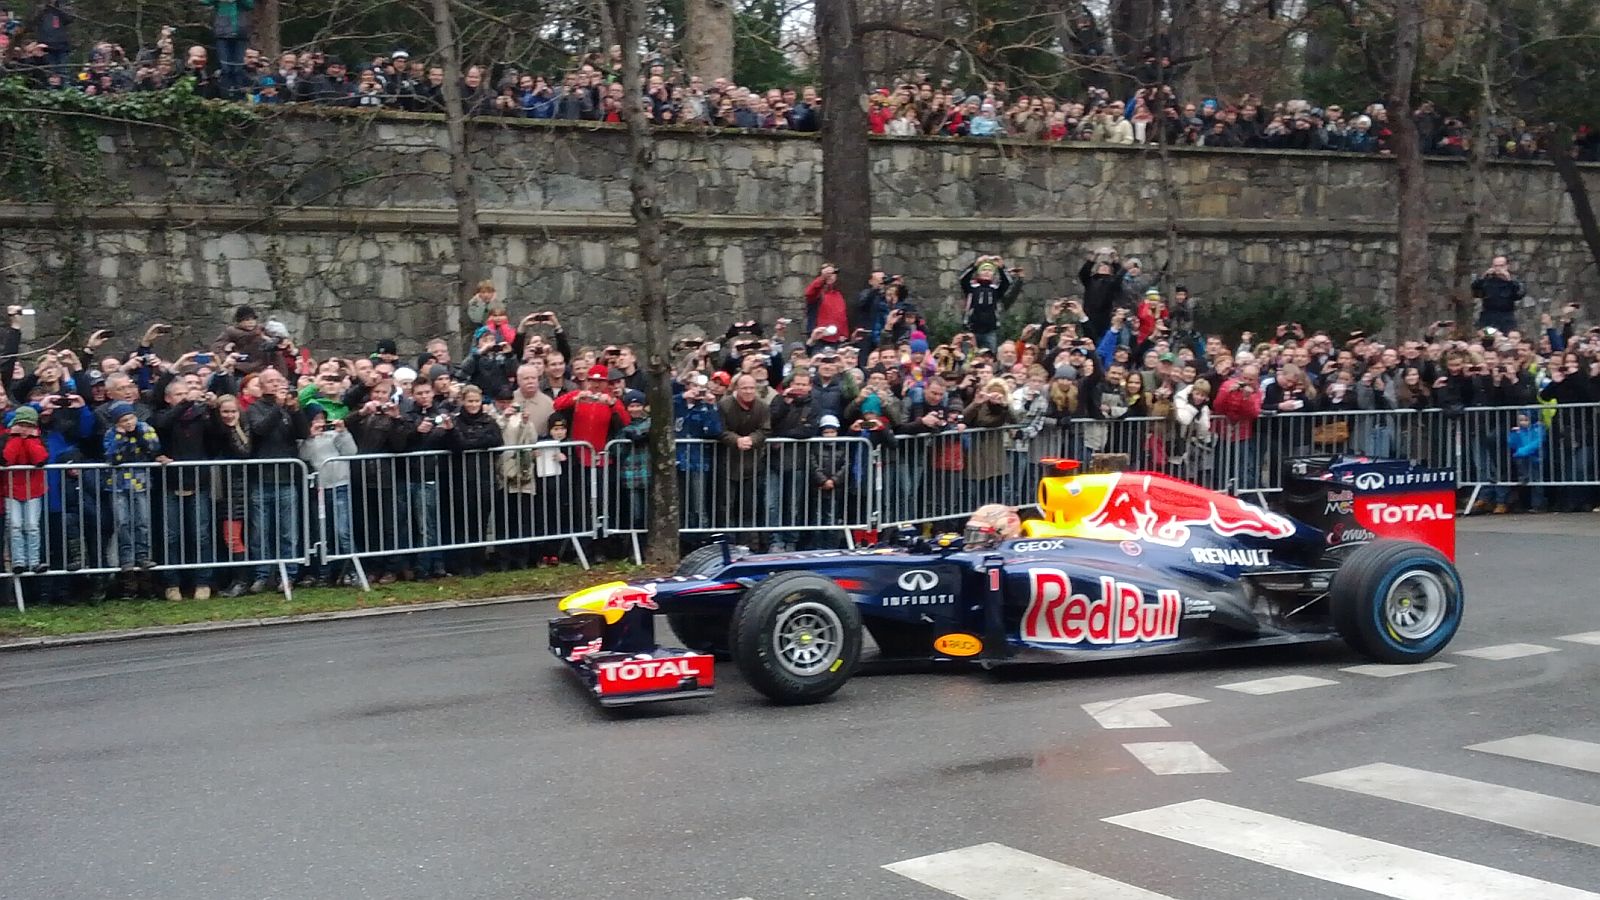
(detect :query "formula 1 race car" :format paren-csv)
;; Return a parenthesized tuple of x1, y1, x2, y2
(547, 455, 1464, 707)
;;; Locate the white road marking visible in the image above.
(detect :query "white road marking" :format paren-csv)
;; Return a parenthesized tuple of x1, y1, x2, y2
(1468, 734, 1600, 775)
(1214, 674, 1338, 695)
(1453, 642, 1558, 660)
(1080, 692, 1209, 729)
(1302, 762, 1600, 848)
(1122, 741, 1229, 775)
(1339, 661, 1455, 677)
(884, 842, 1178, 900)
(1557, 630, 1600, 646)
(1106, 799, 1600, 900)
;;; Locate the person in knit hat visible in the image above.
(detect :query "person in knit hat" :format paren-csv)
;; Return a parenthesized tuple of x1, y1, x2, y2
(2, 405, 50, 574)
(101, 400, 160, 571)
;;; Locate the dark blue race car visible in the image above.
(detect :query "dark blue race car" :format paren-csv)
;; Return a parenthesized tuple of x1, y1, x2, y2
(548, 455, 1464, 707)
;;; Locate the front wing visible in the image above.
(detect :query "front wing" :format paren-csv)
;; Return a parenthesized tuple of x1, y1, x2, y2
(549, 613, 715, 707)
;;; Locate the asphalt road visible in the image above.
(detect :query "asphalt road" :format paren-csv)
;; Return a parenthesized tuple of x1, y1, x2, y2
(3, 518, 1598, 900)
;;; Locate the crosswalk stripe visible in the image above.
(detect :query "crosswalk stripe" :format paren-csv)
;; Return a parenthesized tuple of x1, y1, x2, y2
(1558, 630, 1600, 646)
(1340, 661, 1455, 677)
(1302, 762, 1600, 848)
(1081, 692, 1209, 729)
(883, 842, 1178, 900)
(1122, 741, 1229, 775)
(1467, 734, 1600, 775)
(1106, 798, 1600, 900)
(1214, 674, 1338, 695)
(1453, 642, 1558, 660)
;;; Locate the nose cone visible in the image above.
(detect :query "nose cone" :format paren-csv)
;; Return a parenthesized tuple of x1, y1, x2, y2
(559, 581, 657, 624)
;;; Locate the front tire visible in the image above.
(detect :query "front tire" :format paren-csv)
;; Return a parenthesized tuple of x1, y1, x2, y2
(668, 544, 748, 656)
(1330, 539, 1463, 663)
(731, 572, 862, 704)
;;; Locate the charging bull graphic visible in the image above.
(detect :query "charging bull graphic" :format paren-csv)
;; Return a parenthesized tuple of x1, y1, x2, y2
(1035, 472, 1296, 547)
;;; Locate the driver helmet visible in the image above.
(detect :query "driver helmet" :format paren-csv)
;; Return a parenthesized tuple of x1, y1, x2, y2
(964, 503, 1022, 549)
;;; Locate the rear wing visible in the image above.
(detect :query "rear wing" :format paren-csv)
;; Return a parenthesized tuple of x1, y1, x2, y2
(1278, 456, 1456, 561)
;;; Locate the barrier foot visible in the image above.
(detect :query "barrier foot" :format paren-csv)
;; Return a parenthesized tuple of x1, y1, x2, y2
(351, 556, 371, 593)
(629, 533, 642, 567)
(1461, 485, 1482, 516)
(570, 537, 591, 571)
(844, 529, 856, 550)
(279, 561, 293, 603)
(11, 576, 23, 613)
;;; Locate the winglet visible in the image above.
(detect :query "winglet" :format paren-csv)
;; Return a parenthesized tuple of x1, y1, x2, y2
(1040, 458, 1082, 473)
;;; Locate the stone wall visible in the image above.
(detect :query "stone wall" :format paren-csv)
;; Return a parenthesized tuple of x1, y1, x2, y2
(0, 110, 1591, 352)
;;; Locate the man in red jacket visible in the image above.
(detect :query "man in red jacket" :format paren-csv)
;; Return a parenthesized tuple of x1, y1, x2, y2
(553, 364, 631, 468)
(805, 264, 849, 346)
(1213, 363, 1264, 489)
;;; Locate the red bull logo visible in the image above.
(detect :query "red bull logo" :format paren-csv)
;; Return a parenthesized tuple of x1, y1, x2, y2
(601, 584, 659, 613)
(1023, 569, 1181, 645)
(1039, 471, 1295, 548)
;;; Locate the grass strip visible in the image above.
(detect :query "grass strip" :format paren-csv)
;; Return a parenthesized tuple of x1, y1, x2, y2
(0, 562, 658, 639)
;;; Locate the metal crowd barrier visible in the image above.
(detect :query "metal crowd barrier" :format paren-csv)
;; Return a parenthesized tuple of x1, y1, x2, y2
(9, 402, 1600, 610)
(603, 436, 878, 561)
(313, 442, 598, 591)
(1, 458, 312, 612)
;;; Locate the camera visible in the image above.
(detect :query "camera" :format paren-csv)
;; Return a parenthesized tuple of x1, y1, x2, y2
(433, 414, 449, 426)
(824, 325, 838, 336)
(52, 396, 71, 408)
(194, 353, 212, 366)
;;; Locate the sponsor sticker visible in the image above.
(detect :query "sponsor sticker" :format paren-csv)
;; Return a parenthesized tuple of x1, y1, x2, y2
(1021, 568, 1181, 646)
(596, 654, 714, 695)
(1011, 539, 1066, 553)
(1362, 500, 1452, 523)
(1182, 597, 1216, 619)
(933, 634, 983, 657)
(1189, 547, 1271, 566)
(601, 583, 658, 612)
(1327, 523, 1376, 546)
(1119, 540, 1143, 557)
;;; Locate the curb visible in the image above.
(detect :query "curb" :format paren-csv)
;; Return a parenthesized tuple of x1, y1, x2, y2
(0, 591, 561, 651)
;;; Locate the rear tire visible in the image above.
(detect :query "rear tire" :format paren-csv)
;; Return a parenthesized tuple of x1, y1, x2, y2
(731, 572, 862, 704)
(1330, 539, 1463, 663)
(668, 544, 747, 656)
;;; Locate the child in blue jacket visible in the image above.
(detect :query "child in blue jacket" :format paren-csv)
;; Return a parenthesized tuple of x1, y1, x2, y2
(1504, 410, 1547, 513)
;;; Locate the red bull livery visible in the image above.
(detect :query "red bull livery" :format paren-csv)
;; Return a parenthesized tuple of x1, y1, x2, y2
(548, 454, 1465, 709)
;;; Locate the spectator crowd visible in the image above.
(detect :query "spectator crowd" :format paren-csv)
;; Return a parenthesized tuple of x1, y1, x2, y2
(3, 1, 1595, 161)
(0, 242, 1592, 610)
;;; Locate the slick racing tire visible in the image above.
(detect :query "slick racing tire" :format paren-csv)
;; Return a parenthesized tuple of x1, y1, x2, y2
(1330, 539, 1463, 664)
(668, 544, 748, 656)
(731, 572, 863, 705)
(674, 543, 749, 577)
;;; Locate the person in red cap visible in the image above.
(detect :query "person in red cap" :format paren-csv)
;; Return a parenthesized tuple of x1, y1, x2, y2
(553, 364, 631, 469)
(804, 263, 849, 346)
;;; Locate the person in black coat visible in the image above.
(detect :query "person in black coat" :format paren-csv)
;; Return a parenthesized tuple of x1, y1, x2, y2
(1078, 251, 1124, 341)
(444, 384, 503, 575)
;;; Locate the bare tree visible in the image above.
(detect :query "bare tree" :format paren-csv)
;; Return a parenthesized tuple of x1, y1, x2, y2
(1388, 0, 1429, 337)
(426, 0, 486, 340)
(596, 0, 681, 565)
(816, 0, 874, 309)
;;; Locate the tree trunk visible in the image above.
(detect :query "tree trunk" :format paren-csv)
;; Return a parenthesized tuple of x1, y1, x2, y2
(1153, 110, 1183, 291)
(600, 0, 681, 565)
(1550, 128, 1600, 298)
(683, 0, 735, 82)
(818, 0, 872, 314)
(1449, 65, 1492, 334)
(256, 0, 281, 60)
(1388, 0, 1429, 339)
(429, 0, 484, 345)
